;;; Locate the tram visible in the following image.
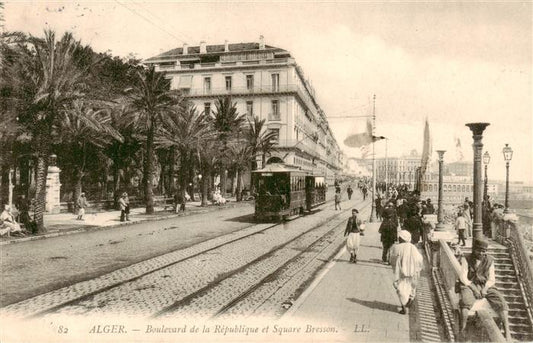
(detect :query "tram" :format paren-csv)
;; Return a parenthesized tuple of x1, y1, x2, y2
(252, 163, 326, 221)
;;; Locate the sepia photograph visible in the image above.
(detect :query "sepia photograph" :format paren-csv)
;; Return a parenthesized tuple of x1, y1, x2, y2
(0, 1, 532, 342)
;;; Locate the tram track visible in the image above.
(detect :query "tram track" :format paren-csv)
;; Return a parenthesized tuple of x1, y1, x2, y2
(2, 195, 366, 318)
(210, 201, 372, 320)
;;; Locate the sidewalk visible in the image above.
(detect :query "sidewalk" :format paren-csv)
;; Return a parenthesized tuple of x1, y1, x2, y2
(0, 197, 249, 245)
(284, 222, 428, 342)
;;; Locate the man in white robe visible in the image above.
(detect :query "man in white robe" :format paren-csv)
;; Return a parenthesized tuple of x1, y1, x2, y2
(389, 230, 424, 314)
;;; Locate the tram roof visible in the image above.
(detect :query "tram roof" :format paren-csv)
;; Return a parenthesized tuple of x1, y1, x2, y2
(252, 163, 308, 174)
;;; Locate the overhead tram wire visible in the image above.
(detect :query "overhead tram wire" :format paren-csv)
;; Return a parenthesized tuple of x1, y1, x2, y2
(132, 1, 194, 43)
(113, 0, 188, 45)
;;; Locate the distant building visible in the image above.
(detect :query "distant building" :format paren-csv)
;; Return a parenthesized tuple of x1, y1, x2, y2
(375, 149, 421, 188)
(144, 37, 342, 185)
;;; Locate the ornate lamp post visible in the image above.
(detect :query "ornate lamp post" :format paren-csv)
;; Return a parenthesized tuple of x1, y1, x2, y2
(466, 123, 490, 247)
(502, 144, 513, 214)
(483, 151, 490, 201)
(435, 150, 446, 231)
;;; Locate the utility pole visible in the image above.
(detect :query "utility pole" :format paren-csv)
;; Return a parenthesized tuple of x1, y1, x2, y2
(369, 95, 377, 222)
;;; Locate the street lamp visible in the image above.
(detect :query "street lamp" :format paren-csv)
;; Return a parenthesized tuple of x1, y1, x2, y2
(435, 150, 446, 231)
(502, 144, 513, 214)
(483, 151, 490, 204)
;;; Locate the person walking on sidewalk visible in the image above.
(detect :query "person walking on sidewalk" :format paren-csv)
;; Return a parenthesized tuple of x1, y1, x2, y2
(119, 192, 130, 222)
(346, 185, 353, 200)
(389, 230, 424, 315)
(344, 208, 365, 263)
(76, 193, 89, 220)
(379, 201, 398, 263)
(334, 189, 342, 210)
(455, 211, 467, 246)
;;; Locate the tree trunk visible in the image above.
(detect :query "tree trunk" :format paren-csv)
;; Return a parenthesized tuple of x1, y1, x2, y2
(33, 152, 49, 233)
(207, 173, 214, 201)
(73, 168, 83, 212)
(201, 169, 209, 207)
(178, 153, 188, 211)
(168, 147, 176, 194)
(0, 163, 9, 207)
(144, 123, 155, 214)
(220, 166, 227, 198)
(236, 169, 243, 202)
(188, 158, 195, 201)
(113, 164, 120, 209)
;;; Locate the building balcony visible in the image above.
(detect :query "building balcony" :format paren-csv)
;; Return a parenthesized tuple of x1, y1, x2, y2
(153, 58, 294, 73)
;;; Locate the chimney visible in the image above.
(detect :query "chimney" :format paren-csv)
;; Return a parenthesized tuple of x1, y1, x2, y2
(200, 41, 206, 54)
(182, 43, 188, 55)
(224, 40, 229, 52)
(259, 35, 265, 50)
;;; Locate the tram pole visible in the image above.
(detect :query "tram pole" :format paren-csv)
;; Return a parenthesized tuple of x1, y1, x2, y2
(369, 95, 377, 223)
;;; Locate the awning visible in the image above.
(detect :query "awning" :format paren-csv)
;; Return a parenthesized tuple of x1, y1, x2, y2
(178, 75, 193, 88)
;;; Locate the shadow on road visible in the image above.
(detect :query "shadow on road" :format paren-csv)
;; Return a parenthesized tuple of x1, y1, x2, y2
(347, 297, 398, 313)
(223, 214, 257, 223)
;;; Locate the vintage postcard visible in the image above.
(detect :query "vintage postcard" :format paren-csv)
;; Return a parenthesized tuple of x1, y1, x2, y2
(1, 1, 532, 342)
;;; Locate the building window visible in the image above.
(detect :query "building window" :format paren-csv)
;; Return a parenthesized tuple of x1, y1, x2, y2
(204, 102, 211, 116)
(271, 73, 279, 91)
(270, 100, 280, 120)
(225, 76, 232, 91)
(269, 128, 279, 144)
(246, 101, 253, 116)
(246, 75, 254, 90)
(203, 77, 211, 93)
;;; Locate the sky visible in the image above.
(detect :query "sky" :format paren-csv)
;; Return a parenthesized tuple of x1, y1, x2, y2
(3, 1, 532, 183)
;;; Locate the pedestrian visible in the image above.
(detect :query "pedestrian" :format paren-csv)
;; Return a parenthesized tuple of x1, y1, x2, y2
(403, 205, 423, 245)
(362, 186, 368, 200)
(346, 185, 353, 200)
(379, 201, 398, 263)
(458, 237, 511, 341)
(76, 192, 89, 220)
(455, 211, 467, 246)
(389, 230, 424, 315)
(334, 189, 342, 210)
(174, 190, 185, 213)
(119, 192, 130, 222)
(462, 203, 472, 238)
(344, 208, 365, 263)
(375, 194, 383, 221)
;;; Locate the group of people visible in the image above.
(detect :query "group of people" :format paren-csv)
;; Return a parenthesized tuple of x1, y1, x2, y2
(343, 205, 423, 316)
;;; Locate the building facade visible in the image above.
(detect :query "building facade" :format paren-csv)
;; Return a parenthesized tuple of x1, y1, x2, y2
(144, 38, 342, 184)
(375, 149, 421, 188)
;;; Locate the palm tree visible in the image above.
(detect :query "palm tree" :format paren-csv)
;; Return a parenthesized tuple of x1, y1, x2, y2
(1, 30, 95, 232)
(104, 103, 141, 207)
(55, 100, 122, 207)
(196, 140, 220, 206)
(157, 106, 215, 210)
(125, 66, 179, 214)
(226, 142, 254, 202)
(245, 116, 278, 170)
(211, 96, 246, 196)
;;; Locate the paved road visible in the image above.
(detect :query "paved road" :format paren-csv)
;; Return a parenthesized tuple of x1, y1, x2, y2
(1, 205, 256, 306)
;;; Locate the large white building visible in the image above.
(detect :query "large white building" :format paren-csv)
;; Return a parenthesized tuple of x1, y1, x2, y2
(144, 38, 342, 183)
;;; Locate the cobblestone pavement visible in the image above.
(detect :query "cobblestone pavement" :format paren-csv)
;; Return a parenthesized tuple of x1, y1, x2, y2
(216, 201, 372, 321)
(2, 193, 363, 319)
(0, 204, 257, 306)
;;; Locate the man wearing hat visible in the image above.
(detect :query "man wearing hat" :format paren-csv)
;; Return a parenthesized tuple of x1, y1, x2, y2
(118, 192, 130, 222)
(344, 209, 365, 263)
(459, 238, 511, 340)
(389, 230, 424, 314)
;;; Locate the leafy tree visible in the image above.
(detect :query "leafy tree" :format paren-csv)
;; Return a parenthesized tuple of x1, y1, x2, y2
(1, 30, 95, 232)
(157, 106, 214, 209)
(55, 100, 122, 206)
(125, 66, 179, 214)
(245, 116, 278, 170)
(211, 96, 246, 195)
